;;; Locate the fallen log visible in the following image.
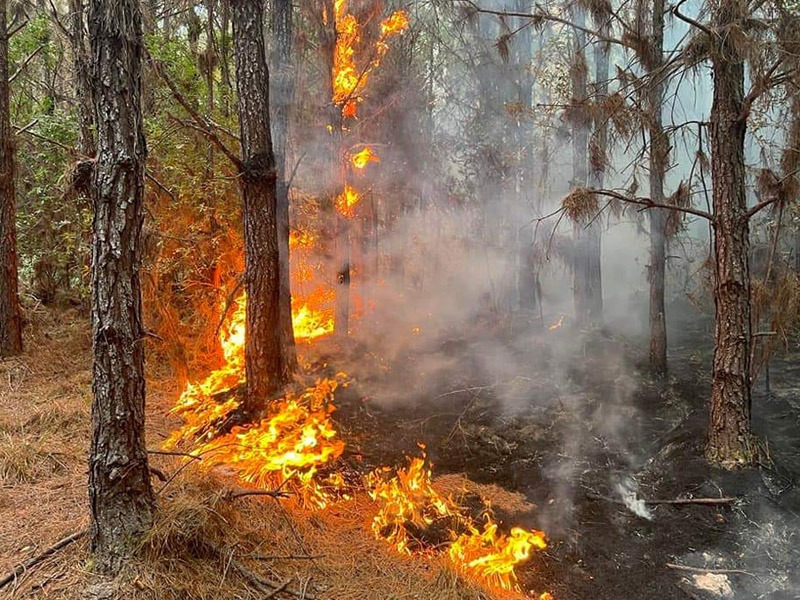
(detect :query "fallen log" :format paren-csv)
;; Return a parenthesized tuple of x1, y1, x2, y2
(0, 529, 87, 591)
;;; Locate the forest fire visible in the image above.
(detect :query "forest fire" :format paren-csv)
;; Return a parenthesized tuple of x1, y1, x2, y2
(165, 291, 551, 595)
(332, 0, 408, 118)
(350, 145, 379, 170)
(335, 183, 361, 217)
(366, 450, 549, 593)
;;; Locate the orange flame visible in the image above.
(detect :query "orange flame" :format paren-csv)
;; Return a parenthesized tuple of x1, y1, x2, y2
(331, 2, 409, 118)
(366, 449, 548, 593)
(350, 146, 380, 170)
(548, 316, 564, 331)
(335, 184, 361, 217)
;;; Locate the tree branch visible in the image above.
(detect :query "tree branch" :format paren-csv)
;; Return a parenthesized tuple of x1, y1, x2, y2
(149, 59, 244, 171)
(587, 188, 714, 221)
(672, 0, 715, 39)
(9, 45, 45, 84)
(456, 0, 635, 50)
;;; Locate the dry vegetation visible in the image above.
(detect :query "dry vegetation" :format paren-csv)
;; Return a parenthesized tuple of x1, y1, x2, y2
(0, 308, 532, 600)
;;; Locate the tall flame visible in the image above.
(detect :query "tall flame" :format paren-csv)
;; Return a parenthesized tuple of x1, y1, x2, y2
(335, 183, 361, 217)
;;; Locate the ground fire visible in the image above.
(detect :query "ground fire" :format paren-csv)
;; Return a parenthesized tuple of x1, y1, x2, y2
(165, 286, 551, 595)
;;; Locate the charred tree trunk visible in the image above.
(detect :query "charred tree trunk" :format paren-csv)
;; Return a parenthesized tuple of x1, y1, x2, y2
(232, 0, 284, 408)
(645, 0, 668, 375)
(88, 0, 155, 572)
(706, 0, 755, 467)
(269, 0, 297, 376)
(570, 6, 594, 328)
(0, 0, 22, 357)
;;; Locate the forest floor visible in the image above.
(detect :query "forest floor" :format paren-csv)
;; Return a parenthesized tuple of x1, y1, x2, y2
(1, 306, 799, 600)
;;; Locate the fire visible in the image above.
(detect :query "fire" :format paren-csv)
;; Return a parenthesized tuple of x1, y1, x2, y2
(350, 146, 380, 170)
(380, 10, 410, 37)
(335, 184, 361, 217)
(366, 450, 549, 593)
(331, 2, 409, 119)
(189, 376, 351, 509)
(548, 315, 564, 331)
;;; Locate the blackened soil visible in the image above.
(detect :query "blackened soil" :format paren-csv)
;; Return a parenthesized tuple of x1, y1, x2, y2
(330, 321, 800, 600)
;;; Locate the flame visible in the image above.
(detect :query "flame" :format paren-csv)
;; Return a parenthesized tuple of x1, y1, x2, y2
(366, 450, 548, 593)
(331, 2, 409, 118)
(190, 376, 350, 509)
(548, 316, 564, 331)
(335, 184, 361, 217)
(350, 146, 380, 170)
(380, 10, 410, 37)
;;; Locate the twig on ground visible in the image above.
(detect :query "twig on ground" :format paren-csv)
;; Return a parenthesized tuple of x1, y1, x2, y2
(586, 492, 737, 506)
(0, 529, 87, 590)
(675, 582, 704, 600)
(250, 554, 325, 561)
(264, 578, 293, 599)
(147, 449, 203, 461)
(666, 563, 756, 577)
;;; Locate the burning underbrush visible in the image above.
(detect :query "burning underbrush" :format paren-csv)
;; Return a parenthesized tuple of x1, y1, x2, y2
(164, 288, 551, 596)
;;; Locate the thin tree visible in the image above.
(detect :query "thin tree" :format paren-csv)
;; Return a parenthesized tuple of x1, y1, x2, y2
(0, 0, 23, 357)
(232, 0, 284, 408)
(88, 0, 156, 572)
(270, 0, 298, 378)
(643, 0, 668, 375)
(705, 0, 755, 466)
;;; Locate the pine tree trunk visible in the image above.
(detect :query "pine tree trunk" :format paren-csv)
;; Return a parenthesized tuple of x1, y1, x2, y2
(586, 13, 609, 326)
(570, 5, 592, 328)
(646, 0, 668, 375)
(88, 0, 155, 572)
(232, 0, 284, 409)
(706, 0, 755, 467)
(0, 0, 22, 357)
(269, 0, 297, 377)
(70, 0, 95, 157)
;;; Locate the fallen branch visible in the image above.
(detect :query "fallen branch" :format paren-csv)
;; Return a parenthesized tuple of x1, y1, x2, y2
(250, 553, 325, 561)
(147, 449, 203, 461)
(0, 529, 87, 591)
(647, 497, 737, 506)
(586, 492, 737, 506)
(666, 563, 756, 577)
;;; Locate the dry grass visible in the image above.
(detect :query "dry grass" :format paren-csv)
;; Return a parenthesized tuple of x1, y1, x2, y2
(0, 307, 528, 600)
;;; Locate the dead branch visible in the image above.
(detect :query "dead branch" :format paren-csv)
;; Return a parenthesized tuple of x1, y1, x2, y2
(666, 563, 756, 577)
(250, 554, 325, 561)
(671, 0, 715, 39)
(145, 172, 178, 203)
(213, 274, 246, 340)
(147, 449, 203, 461)
(0, 529, 87, 591)
(587, 188, 714, 221)
(646, 497, 737, 506)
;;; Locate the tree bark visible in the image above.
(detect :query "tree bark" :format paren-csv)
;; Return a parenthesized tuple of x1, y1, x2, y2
(0, 0, 23, 357)
(706, 0, 755, 467)
(88, 0, 155, 572)
(232, 0, 284, 409)
(645, 0, 668, 375)
(269, 0, 297, 376)
(70, 0, 95, 157)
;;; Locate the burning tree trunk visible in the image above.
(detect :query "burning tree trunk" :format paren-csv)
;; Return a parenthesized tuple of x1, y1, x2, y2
(644, 0, 668, 376)
(706, 0, 755, 467)
(87, 0, 155, 571)
(232, 0, 286, 408)
(0, 0, 23, 358)
(270, 0, 298, 374)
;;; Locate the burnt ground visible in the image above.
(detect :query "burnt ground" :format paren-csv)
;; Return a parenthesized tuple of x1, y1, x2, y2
(329, 317, 800, 600)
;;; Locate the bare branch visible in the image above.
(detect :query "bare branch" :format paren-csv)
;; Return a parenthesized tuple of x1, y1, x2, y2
(587, 188, 714, 221)
(9, 45, 44, 84)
